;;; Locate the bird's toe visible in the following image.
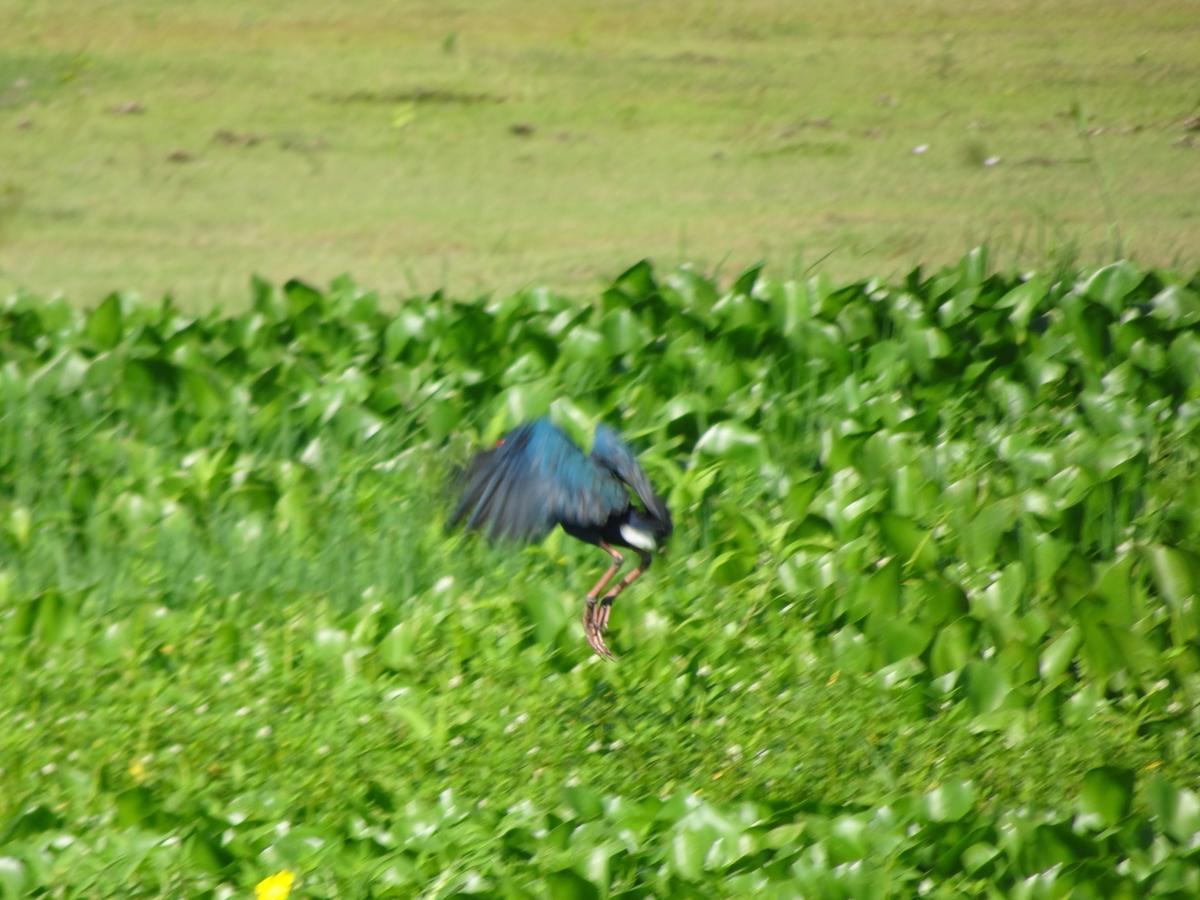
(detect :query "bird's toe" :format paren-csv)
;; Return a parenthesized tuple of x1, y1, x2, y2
(583, 600, 616, 660)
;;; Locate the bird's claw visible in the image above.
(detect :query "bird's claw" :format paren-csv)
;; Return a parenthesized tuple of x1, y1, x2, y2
(583, 598, 616, 660)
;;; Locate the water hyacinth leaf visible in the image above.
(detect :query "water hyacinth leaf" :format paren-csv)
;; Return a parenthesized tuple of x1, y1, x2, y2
(907, 326, 953, 377)
(383, 311, 427, 360)
(549, 398, 594, 450)
(600, 309, 643, 356)
(378, 622, 419, 671)
(918, 575, 969, 624)
(921, 781, 976, 823)
(1024, 353, 1067, 389)
(856, 559, 900, 624)
(694, 422, 765, 467)
(1169, 332, 1200, 390)
(964, 661, 1010, 714)
(115, 787, 158, 828)
(501, 383, 551, 427)
(830, 625, 872, 674)
(985, 562, 1026, 617)
(996, 277, 1047, 332)
(960, 245, 989, 287)
(1147, 778, 1200, 844)
(1147, 545, 1196, 608)
(1149, 284, 1200, 329)
(563, 785, 604, 821)
(1089, 435, 1142, 479)
(878, 513, 938, 572)
(612, 258, 657, 300)
(876, 653, 926, 687)
(961, 842, 1000, 875)
(0, 857, 28, 897)
(1079, 619, 1126, 680)
(85, 293, 124, 349)
(1039, 625, 1081, 681)
(931, 619, 974, 676)
(1078, 766, 1134, 829)
(181, 368, 224, 419)
(668, 826, 710, 882)
(283, 277, 325, 318)
(1129, 334, 1168, 373)
(664, 265, 719, 311)
(1079, 260, 1142, 314)
(963, 502, 1015, 568)
(1032, 534, 1072, 589)
(710, 548, 755, 585)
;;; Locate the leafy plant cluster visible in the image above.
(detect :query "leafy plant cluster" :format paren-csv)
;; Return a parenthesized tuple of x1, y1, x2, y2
(1, 250, 1199, 896)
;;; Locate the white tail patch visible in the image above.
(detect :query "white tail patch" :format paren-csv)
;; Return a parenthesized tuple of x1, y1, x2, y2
(620, 523, 657, 552)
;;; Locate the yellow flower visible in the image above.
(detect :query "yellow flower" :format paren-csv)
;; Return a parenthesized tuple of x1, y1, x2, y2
(128, 760, 148, 784)
(256, 870, 295, 900)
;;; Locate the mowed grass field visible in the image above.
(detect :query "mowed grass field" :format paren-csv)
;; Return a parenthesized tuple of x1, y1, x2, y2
(1, 0, 1199, 305)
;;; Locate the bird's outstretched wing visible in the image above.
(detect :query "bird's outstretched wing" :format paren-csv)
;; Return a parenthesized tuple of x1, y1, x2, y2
(591, 424, 673, 537)
(450, 418, 628, 542)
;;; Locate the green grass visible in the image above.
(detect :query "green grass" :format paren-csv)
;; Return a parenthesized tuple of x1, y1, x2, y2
(2, 0, 1199, 305)
(2, 254, 1200, 895)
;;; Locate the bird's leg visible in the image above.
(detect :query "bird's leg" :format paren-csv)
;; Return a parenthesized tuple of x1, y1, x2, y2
(586, 542, 625, 601)
(584, 542, 624, 660)
(595, 551, 652, 636)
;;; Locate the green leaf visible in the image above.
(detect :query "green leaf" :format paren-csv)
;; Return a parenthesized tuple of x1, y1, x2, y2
(0, 857, 28, 898)
(878, 514, 938, 571)
(545, 869, 598, 900)
(378, 622, 418, 671)
(181, 368, 224, 419)
(1079, 261, 1143, 314)
(283, 277, 325, 319)
(563, 785, 604, 821)
(1148, 777, 1200, 844)
(694, 422, 765, 467)
(964, 661, 1010, 714)
(1147, 545, 1196, 607)
(1149, 284, 1200, 329)
(921, 780, 976, 823)
(668, 826, 709, 881)
(1039, 625, 1080, 681)
(996, 277, 1047, 332)
(85, 293, 124, 349)
(931, 619, 973, 676)
(963, 502, 1015, 568)
(1079, 766, 1134, 829)
(613, 258, 658, 300)
(1079, 619, 1127, 679)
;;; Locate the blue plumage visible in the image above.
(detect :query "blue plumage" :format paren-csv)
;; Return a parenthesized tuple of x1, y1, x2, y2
(450, 417, 673, 659)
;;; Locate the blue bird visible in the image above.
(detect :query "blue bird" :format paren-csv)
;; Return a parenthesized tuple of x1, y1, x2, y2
(450, 417, 673, 659)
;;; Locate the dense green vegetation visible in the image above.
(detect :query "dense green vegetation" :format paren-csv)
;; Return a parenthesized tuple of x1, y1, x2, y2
(2, 251, 1200, 896)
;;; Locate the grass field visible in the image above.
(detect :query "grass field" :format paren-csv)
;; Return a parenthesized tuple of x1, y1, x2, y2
(2, 0, 1199, 305)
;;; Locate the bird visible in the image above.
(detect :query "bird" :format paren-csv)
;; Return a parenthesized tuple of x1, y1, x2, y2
(449, 417, 673, 659)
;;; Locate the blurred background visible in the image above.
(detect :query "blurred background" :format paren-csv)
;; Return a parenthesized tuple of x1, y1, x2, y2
(2, 0, 1198, 306)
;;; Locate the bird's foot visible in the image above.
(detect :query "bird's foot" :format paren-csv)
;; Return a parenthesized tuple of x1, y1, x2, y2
(583, 598, 616, 661)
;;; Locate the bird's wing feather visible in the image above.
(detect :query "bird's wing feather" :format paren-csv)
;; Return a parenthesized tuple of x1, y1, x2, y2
(591, 424, 673, 537)
(451, 418, 628, 542)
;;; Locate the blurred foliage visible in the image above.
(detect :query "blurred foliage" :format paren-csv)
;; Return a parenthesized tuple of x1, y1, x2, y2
(2, 250, 1200, 895)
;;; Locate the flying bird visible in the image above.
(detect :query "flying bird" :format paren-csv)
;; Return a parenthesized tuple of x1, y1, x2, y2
(450, 417, 673, 659)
